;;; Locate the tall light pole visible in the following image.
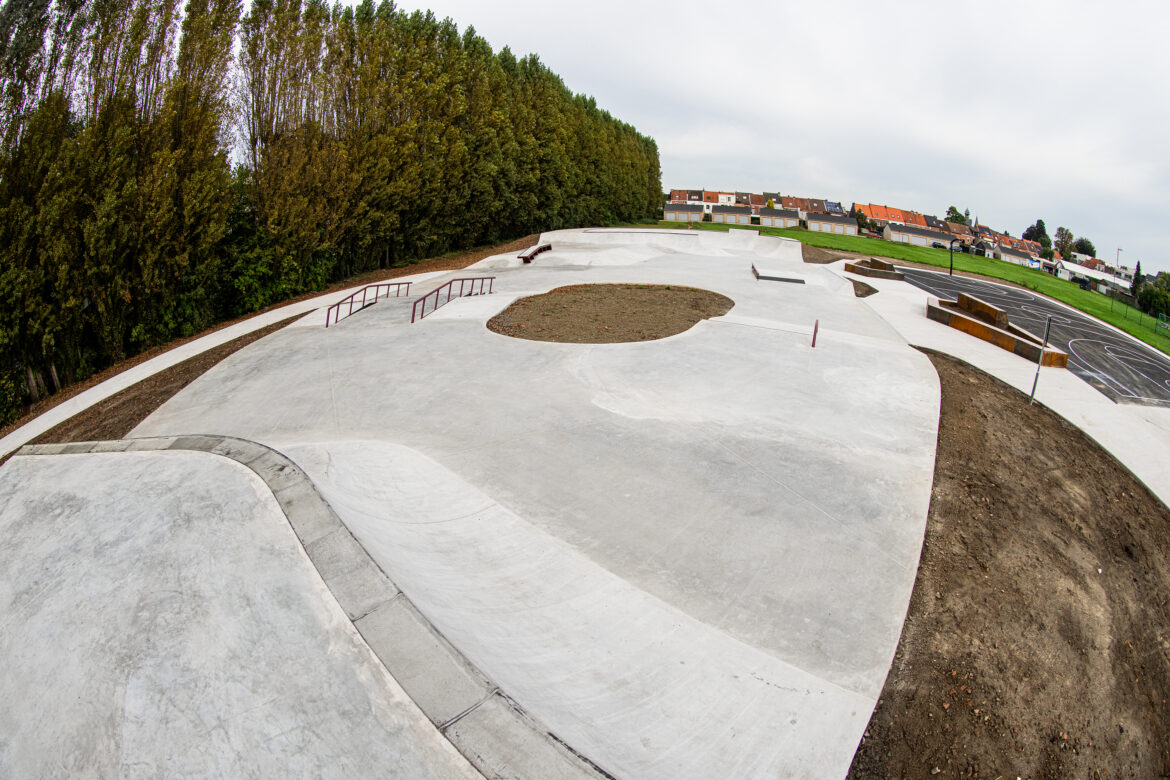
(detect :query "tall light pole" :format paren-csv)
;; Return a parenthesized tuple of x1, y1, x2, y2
(1116, 247, 1123, 269)
(949, 238, 961, 276)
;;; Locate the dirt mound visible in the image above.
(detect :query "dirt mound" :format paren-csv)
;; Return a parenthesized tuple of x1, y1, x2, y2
(849, 350, 1170, 779)
(802, 244, 868, 264)
(486, 284, 733, 343)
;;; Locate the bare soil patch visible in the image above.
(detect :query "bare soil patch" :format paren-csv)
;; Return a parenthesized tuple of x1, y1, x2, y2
(0, 235, 538, 442)
(6, 316, 295, 454)
(849, 349, 1170, 779)
(801, 243, 869, 264)
(486, 284, 733, 343)
(851, 279, 878, 298)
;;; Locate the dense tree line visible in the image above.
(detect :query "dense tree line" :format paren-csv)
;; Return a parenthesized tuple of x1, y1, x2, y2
(0, 0, 661, 422)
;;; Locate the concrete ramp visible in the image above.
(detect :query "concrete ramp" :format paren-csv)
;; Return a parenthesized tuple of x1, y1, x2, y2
(280, 440, 874, 780)
(0, 450, 475, 779)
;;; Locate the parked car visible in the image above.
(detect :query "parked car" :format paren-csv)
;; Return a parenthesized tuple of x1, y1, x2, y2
(931, 241, 946, 249)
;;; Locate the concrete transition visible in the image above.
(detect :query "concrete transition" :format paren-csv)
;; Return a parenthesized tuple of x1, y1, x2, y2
(0, 441, 478, 779)
(0, 228, 942, 779)
(927, 291, 1069, 367)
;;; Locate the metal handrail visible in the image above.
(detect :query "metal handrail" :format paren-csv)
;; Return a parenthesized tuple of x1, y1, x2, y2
(325, 281, 412, 327)
(411, 277, 496, 323)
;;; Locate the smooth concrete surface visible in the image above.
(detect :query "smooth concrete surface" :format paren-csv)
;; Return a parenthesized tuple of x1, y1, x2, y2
(0, 449, 477, 779)
(839, 262, 1170, 510)
(127, 228, 941, 778)
(12, 434, 602, 778)
(0, 270, 448, 460)
(281, 439, 877, 779)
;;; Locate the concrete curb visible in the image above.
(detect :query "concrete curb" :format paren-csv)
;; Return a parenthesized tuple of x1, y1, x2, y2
(15, 436, 607, 780)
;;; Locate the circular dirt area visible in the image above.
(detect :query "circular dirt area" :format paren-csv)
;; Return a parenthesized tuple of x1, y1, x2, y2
(487, 284, 733, 343)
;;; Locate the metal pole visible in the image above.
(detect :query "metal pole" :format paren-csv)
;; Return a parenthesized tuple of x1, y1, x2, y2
(1029, 315, 1054, 405)
(949, 238, 960, 276)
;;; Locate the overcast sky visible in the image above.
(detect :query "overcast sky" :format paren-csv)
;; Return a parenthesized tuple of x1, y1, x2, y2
(392, 1, 1170, 273)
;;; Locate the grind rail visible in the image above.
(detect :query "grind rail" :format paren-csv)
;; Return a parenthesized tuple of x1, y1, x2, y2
(411, 277, 495, 323)
(325, 282, 412, 327)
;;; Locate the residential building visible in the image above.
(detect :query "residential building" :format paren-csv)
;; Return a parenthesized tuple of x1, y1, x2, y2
(994, 245, 1034, 267)
(944, 221, 973, 241)
(902, 211, 928, 229)
(668, 189, 703, 204)
(711, 204, 753, 225)
(1059, 261, 1131, 294)
(854, 204, 906, 227)
(663, 203, 704, 222)
(807, 212, 859, 236)
(781, 196, 828, 215)
(759, 208, 800, 228)
(883, 223, 954, 248)
(735, 192, 767, 213)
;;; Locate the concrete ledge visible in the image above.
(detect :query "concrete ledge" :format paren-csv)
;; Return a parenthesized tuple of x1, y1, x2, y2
(927, 298, 1069, 367)
(751, 263, 808, 284)
(955, 292, 1009, 329)
(445, 693, 609, 780)
(356, 598, 493, 727)
(14, 436, 607, 779)
(844, 258, 905, 281)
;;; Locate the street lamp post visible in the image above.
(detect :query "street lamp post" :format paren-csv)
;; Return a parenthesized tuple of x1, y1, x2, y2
(949, 238, 961, 276)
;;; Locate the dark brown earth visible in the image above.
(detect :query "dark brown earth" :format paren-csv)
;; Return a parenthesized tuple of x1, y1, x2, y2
(23, 316, 299, 447)
(486, 284, 733, 343)
(801, 243, 869, 264)
(0, 234, 538, 443)
(7, 279, 1169, 777)
(851, 279, 879, 298)
(849, 350, 1170, 779)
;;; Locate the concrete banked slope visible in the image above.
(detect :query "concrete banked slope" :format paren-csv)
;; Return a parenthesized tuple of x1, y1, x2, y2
(0, 444, 477, 779)
(2, 229, 941, 779)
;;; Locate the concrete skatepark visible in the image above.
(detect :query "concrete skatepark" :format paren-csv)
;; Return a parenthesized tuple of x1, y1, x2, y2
(3, 227, 1169, 777)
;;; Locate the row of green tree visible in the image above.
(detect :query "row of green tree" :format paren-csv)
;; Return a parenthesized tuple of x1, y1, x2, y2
(0, 0, 662, 423)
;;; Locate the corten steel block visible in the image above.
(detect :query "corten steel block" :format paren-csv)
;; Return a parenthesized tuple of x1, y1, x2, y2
(927, 302, 1068, 369)
(1040, 348, 1070, 368)
(956, 292, 1009, 329)
(844, 260, 904, 281)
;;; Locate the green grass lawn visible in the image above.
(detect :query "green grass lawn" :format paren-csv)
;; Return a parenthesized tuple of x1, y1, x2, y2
(647, 221, 1170, 356)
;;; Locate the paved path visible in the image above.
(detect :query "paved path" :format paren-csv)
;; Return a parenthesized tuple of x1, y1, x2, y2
(901, 267, 1170, 406)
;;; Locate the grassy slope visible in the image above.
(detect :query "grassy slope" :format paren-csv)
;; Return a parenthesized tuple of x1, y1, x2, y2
(653, 221, 1170, 356)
